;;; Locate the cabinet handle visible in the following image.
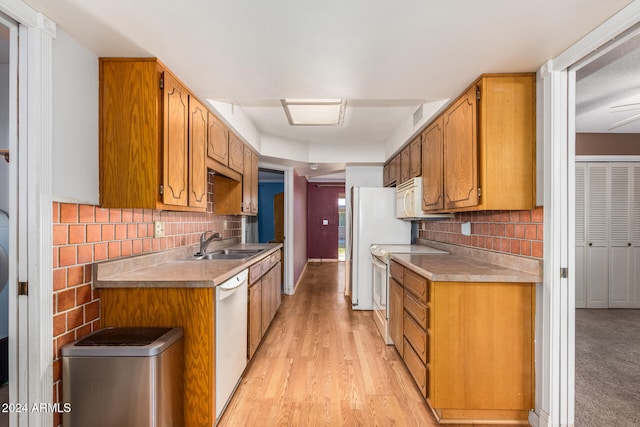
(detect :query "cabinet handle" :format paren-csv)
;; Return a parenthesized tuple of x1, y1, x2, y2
(589, 243, 593, 246)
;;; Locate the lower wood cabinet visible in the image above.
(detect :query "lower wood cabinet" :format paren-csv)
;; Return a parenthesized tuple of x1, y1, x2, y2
(389, 260, 535, 424)
(101, 287, 215, 427)
(247, 252, 282, 360)
(389, 277, 404, 357)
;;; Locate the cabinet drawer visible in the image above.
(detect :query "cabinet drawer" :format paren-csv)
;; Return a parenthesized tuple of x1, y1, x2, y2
(404, 292, 428, 330)
(249, 263, 263, 284)
(260, 256, 272, 273)
(404, 311, 427, 364)
(390, 260, 403, 282)
(270, 250, 281, 265)
(403, 338, 427, 398)
(404, 269, 428, 303)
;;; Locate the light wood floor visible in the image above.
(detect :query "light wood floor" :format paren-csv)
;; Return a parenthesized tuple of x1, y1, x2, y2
(218, 262, 522, 427)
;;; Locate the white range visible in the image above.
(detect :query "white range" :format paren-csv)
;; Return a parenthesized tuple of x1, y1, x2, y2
(370, 244, 448, 345)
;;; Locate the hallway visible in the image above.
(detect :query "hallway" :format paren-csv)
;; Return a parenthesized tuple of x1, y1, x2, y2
(219, 262, 520, 426)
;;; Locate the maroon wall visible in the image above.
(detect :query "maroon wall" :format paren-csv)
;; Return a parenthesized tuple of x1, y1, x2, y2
(307, 182, 345, 259)
(293, 170, 308, 287)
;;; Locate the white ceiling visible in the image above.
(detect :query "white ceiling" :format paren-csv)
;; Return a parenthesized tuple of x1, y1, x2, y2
(21, 0, 636, 171)
(576, 29, 640, 133)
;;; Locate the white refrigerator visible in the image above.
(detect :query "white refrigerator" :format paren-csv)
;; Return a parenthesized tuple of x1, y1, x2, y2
(347, 187, 411, 310)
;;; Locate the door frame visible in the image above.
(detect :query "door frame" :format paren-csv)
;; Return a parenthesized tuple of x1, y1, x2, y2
(536, 2, 640, 426)
(0, 1, 55, 426)
(258, 162, 295, 295)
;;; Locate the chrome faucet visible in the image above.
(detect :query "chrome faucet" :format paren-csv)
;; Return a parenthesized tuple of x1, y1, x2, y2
(198, 231, 221, 255)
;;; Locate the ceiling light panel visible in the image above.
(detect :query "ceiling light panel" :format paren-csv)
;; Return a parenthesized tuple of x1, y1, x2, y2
(281, 99, 346, 126)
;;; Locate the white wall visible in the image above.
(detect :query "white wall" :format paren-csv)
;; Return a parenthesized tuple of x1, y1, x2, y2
(52, 29, 99, 205)
(383, 99, 449, 159)
(207, 99, 261, 152)
(260, 134, 309, 163)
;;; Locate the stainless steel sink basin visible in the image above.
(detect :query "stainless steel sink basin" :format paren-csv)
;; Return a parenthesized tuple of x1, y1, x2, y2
(189, 248, 265, 261)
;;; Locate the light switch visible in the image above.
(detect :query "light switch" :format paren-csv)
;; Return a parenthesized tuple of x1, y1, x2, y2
(322, 219, 329, 225)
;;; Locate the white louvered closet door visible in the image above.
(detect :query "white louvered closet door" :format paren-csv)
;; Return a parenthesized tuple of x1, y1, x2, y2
(575, 163, 586, 308)
(608, 165, 632, 307)
(586, 164, 609, 308)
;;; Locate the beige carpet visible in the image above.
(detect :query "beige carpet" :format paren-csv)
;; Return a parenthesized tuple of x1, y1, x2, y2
(575, 309, 640, 427)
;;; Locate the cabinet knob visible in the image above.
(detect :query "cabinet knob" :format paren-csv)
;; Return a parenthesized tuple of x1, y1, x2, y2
(589, 243, 593, 246)
(629, 243, 632, 247)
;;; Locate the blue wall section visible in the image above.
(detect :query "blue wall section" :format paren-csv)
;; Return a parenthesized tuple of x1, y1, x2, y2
(258, 183, 284, 243)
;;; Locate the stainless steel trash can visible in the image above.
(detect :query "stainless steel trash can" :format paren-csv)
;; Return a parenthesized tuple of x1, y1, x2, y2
(62, 327, 184, 427)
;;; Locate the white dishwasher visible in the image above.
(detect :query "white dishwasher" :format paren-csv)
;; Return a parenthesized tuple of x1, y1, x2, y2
(215, 269, 248, 423)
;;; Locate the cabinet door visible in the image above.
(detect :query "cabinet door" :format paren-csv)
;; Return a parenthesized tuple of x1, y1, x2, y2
(188, 97, 207, 209)
(609, 165, 632, 307)
(390, 155, 400, 186)
(228, 134, 244, 174)
(162, 72, 189, 207)
(443, 86, 478, 210)
(248, 280, 263, 359)
(383, 163, 390, 187)
(409, 136, 422, 179)
(207, 112, 229, 166)
(242, 147, 253, 213)
(422, 118, 444, 211)
(261, 268, 272, 336)
(389, 277, 404, 356)
(273, 261, 282, 311)
(400, 145, 411, 184)
(251, 150, 259, 214)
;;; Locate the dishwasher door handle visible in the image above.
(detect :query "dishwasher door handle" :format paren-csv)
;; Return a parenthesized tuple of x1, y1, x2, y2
(219, 278, 246, 292)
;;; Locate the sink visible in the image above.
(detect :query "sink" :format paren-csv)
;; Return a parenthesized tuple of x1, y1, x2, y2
(189, 248, 265, 261)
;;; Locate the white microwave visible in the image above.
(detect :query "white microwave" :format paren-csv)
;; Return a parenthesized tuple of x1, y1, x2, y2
(395, 177, 453, 220)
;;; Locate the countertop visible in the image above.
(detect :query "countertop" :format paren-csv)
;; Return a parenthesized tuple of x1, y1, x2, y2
(93, 240, 283, 288)
(390, 239, 543, 283)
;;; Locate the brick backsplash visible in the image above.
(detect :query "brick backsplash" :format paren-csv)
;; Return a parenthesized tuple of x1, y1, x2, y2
(51, 177, 242, 426)
(419, 207, 544, 259)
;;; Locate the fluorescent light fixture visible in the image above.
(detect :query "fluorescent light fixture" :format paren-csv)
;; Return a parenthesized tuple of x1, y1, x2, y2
(281, 99, 346, 126)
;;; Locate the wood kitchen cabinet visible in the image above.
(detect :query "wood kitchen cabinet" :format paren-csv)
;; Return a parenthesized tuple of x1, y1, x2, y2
(102, 287, 215, 427)
(228, 133, 245, 174)
(389, 276, 404, 357)
(99, 58, 207, 211)
(188, 97, 208, 209)
(421, 73, 536, 212)
(400, 136, 422, 184)
(242, 147, 259, 215)
(212, 140, 259, 216)
(421, 117, 444, 211)
(207, 112, 229, 167)
(390, 260, 535, 424)
(247, 251, 282, 360)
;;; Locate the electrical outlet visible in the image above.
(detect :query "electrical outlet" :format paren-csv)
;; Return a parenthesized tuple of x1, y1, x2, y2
(154, 221, 165, 238)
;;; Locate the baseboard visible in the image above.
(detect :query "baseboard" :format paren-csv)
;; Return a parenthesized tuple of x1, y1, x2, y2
(531, 409, 550, 427)
(293, 261, 308, 293)
(0, 337, 7, 384)
(308, 258, 339, 263)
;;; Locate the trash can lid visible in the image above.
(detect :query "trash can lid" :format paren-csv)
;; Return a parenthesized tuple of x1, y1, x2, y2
(61, 327, 183, 357)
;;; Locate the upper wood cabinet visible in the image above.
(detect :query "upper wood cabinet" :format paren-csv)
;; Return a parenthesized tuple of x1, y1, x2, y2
(229, 134, 245, 174)
(400, 145, 412, 184)
(188, 97, 208, 209)
(443, 85, 479, 210)
(213, 141, 259, 216)
(422, 117, 444, 211)
(207, 112, 229, 166)
(422, 73, 536, 212)
(99, 58, 207, 211)
(242, 147, 259, 215)
(400, 136, 422, 184)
